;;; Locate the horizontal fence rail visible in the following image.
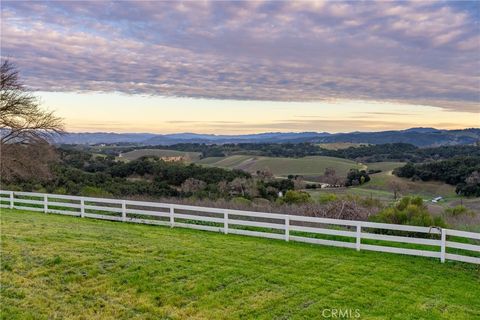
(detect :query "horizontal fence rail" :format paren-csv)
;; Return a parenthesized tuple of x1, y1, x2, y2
(1, 190, 479, 265)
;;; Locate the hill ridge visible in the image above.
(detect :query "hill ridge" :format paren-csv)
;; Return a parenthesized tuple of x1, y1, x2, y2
(55, 128, 480, 147)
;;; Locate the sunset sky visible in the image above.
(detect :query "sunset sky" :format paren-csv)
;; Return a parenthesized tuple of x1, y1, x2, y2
(2, 1, 479, 134)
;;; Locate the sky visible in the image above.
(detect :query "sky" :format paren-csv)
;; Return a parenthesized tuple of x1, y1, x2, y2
(1, 0, 479, 134)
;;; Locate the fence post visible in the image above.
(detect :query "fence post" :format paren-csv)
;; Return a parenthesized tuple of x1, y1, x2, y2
(440, 228, 446, 263)
(80, 197, 85, 218)
(356, 223, 361, 251)
(9, 191, 14, 209)
(121, 200, 127, 222)
(224, 211, 229, 234)
(44, 194, 48, 213)
(285, 215, 290, 242)
(169, 205, 174, 228)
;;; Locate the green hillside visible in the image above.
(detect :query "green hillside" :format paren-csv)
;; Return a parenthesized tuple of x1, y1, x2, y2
(196, 155, 362, 177)
(2, 209, 479, 319)
(308, 171, 459, 207)
(197, 155, 253, 168)
(365, 161, 405, 172)
(358, 171, 457, 198)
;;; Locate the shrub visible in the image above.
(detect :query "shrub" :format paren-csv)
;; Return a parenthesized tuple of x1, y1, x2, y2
(53, 187, 67, 195)
(318, 193, 338, 204)
(252, 198, 271, 207)
(444, 205, 474, 217)
(359, 196, 383, 208)
(33, 185, 47, 193)
(231, 197, 252, 206)
(80, 186, 112, 197)
(370, 196, 445, 228)
(281, 190, 312, 204)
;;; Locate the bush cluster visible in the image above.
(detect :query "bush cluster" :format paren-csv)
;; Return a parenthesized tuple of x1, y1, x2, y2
(369, 196, 445, 228)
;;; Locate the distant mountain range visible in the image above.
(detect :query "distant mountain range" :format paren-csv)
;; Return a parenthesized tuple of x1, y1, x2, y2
(55, 128, 480, 147)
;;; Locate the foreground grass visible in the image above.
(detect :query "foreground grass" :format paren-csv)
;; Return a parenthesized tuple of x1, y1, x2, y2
(1, 209, 479, 319)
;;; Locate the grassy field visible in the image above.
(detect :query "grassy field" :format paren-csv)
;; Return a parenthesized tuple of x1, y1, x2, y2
(119, 149, 202, 162)
(196, 155, 362, 177)
(196, 155, 253, 168)
(358, 171, 457, 198)
(196, 155, 405, 179)
(365, 161, 405, 172)
(309, 170, 457, 203)
(2, 209, 480, 319)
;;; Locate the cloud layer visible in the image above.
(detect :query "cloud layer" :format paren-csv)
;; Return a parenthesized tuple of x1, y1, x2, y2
(2, 1, 479, 112)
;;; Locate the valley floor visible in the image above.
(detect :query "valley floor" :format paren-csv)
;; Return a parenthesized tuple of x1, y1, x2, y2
(1, 209, 479, 319)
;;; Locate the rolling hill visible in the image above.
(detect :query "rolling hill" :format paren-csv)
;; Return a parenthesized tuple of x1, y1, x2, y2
(196, 155, 363, 177)
(55, 128, 480, 147)
(316, 128, 480, 147)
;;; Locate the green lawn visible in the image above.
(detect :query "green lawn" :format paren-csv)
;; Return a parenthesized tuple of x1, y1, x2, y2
(2, 209, 479, 319)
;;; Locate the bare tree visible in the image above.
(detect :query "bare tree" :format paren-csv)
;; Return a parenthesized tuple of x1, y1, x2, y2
(218, 180, 229, 195)
(388, 180, 406, 200)
(1, 60, 64, 144)
(324, 167, 342, 186)
(229, 177, 259, 198)
(1, 143, 57, 182)
(1, 60, 64, 183)
(465, 171, 480, 185)
(256, 168, 274, 181)
(180, 178, 206, 194)
(293, 176, 306, 190)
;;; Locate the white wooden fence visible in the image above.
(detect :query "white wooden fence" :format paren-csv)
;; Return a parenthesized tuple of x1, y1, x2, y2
(1, 190, 479, 264)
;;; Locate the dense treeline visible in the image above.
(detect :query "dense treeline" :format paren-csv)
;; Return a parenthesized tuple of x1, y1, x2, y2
(394, 157, 480, 196)
(5, 149, 301, 201)
(92, 142, 335, 158)
(322, 143, 418, 162)
(413, 145, 480, 161)
(111, 142, 480, 163)
(322, 144, 480, 162)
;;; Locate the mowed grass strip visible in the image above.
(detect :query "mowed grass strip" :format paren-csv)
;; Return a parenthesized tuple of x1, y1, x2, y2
(1, 209, 479, 320)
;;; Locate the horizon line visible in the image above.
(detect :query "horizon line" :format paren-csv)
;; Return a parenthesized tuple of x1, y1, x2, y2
(60, 127, 479, 136)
